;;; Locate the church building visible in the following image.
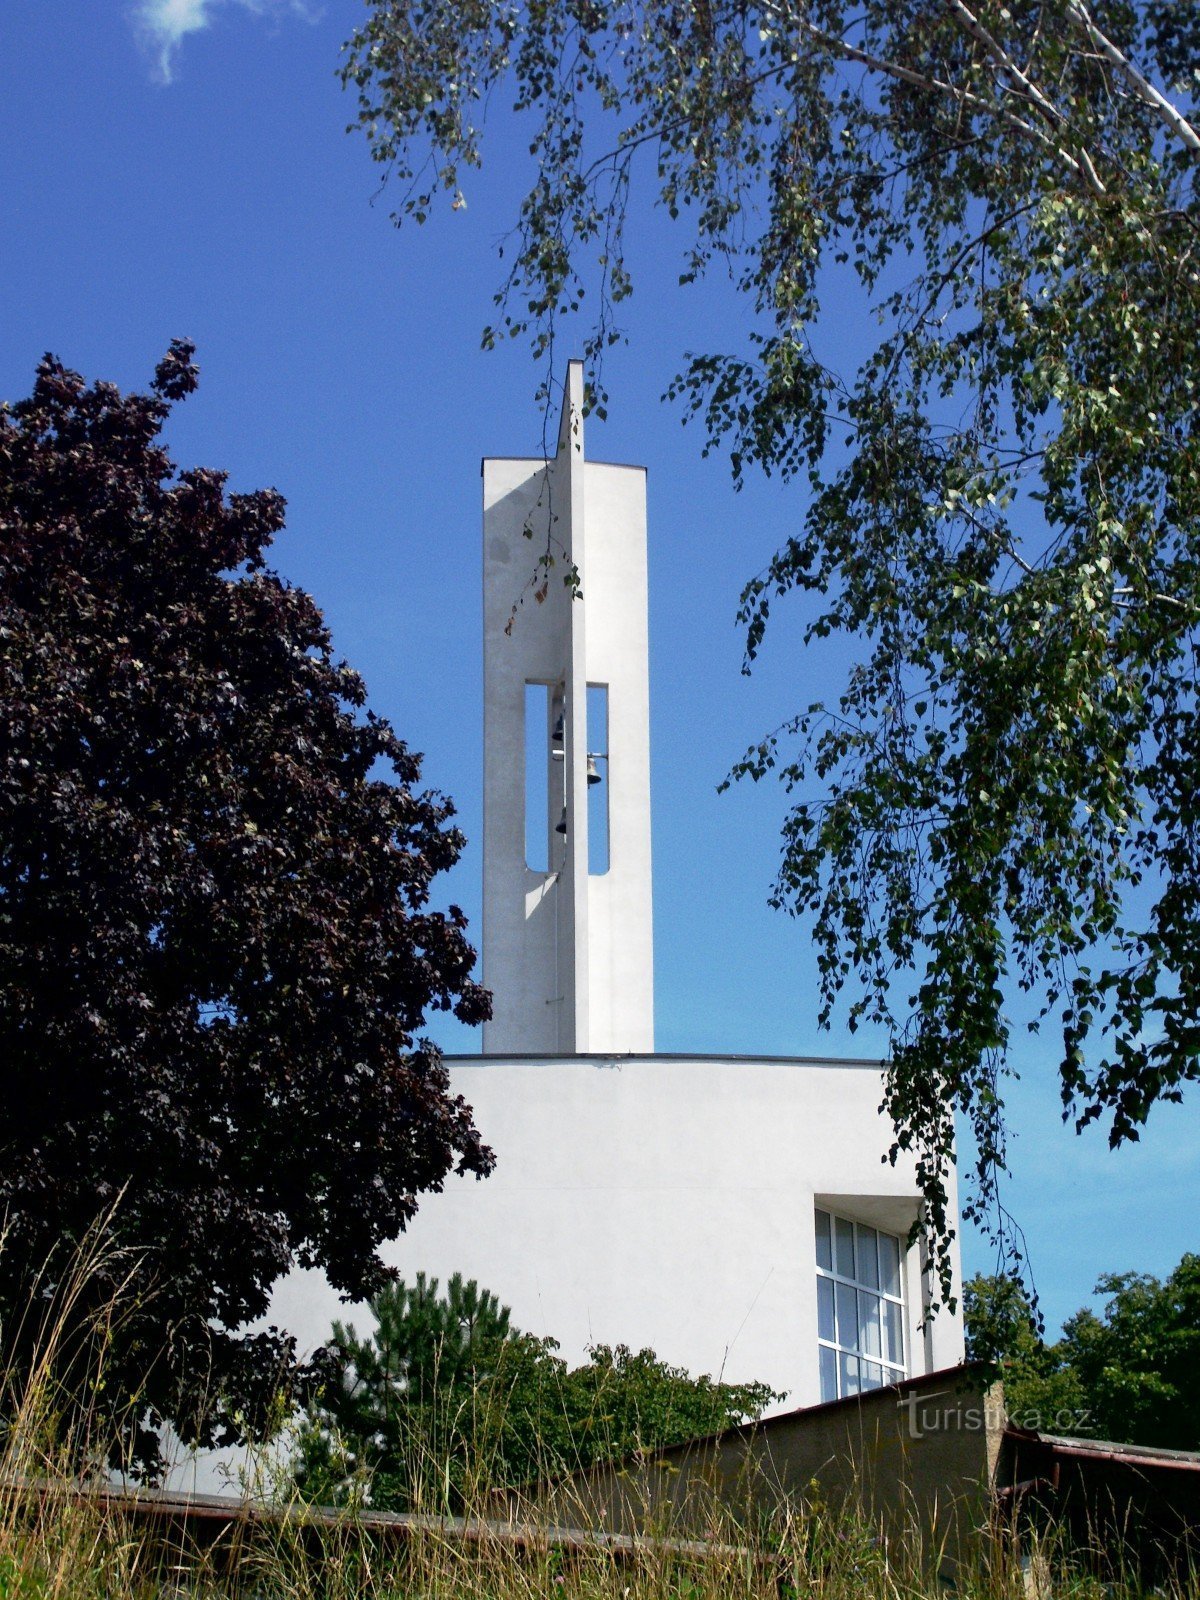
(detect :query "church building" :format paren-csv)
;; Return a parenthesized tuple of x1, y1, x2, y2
(278, 364, 963, 1412)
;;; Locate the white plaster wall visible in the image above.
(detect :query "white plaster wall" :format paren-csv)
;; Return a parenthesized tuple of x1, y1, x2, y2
(481, 454, 575, 1053)
(481, 365, 654, 1056)
(269, 1055, 964, 1415)
(581, 463, 653, 1053)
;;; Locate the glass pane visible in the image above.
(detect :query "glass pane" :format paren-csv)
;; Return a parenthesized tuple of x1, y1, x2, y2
(840, 1352, 861, 1396)
(879, 1232, 902, 1298)
(815, 1209, 832, 1271)
(817, 1276, 835, 1342)
(884, 1299, 904, 1366)
(858, 1291, 882, 1358)
(836, 1281, 858, 1349)
(834, 1215, 855, 1279)
(857, 1225, 880, 1289)
(861, 1361, 884, 1391)
(820, 1344, 838, 1403)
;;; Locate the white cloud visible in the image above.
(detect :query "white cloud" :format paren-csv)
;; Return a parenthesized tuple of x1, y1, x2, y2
(134, 0, 312, 84)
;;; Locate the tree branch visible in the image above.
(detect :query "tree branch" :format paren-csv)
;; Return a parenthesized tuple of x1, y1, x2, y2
(1065, 0, 1200, 158)
(756, 0, 1107, 194)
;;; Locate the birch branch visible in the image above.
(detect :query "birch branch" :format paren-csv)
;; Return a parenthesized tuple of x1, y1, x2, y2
(756, 0, 1103, 193)
(1066, 0, 1200, 158)
(944, 0, 1067, 130)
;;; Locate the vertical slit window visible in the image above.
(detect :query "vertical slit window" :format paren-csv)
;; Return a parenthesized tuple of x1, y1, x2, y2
(587, 683, 609, 875)
(524, 683, 550, 872)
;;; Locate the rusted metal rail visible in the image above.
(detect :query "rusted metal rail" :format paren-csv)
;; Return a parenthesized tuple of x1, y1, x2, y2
(1, 1474, 761, 1573)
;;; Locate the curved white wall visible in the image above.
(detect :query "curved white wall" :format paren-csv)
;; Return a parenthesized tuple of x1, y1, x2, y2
(271, 1053, 964, 1413)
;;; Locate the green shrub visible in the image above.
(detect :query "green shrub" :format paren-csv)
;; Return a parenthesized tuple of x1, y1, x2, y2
(291, 1274, 782, 1511)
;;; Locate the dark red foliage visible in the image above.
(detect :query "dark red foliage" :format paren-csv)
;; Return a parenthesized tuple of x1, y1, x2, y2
(0, 344, 492, 1474)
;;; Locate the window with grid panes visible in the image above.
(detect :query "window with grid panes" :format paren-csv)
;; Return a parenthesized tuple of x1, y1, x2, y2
(815, 1208, 906, 1402)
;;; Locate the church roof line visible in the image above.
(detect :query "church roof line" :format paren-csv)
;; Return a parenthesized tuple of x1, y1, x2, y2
(443, 1051, 890, 1070)
(479, 455, 647, 474)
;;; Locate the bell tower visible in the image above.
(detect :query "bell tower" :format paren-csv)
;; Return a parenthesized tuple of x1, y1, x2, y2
(481, 362, 654, 1055)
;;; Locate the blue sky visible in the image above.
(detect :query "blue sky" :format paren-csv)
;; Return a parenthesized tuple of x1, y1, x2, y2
(2, 0, 1196, 1337)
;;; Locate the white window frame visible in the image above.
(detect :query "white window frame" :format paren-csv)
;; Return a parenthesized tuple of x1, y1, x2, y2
(815, 1206, 907, 1402)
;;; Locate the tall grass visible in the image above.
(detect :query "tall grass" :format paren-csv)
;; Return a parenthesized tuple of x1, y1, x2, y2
(0, 1231, 1194, 1600)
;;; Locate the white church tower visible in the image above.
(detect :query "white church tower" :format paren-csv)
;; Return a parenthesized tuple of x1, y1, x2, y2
(482, 361, 653, 1055)
(268, 369, 964, 1422)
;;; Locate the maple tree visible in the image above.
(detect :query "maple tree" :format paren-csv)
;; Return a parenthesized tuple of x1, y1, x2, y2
(0, 344, 491, 1473)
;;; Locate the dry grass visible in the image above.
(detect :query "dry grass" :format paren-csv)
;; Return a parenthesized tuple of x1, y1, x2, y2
(0, 1231, 1194, 1600)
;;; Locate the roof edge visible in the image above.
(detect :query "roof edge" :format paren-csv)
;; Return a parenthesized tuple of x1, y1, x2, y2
(442, 1051, 889, 1069)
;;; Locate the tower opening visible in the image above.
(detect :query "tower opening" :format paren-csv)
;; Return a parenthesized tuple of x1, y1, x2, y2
(587, 682, 609, 875)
